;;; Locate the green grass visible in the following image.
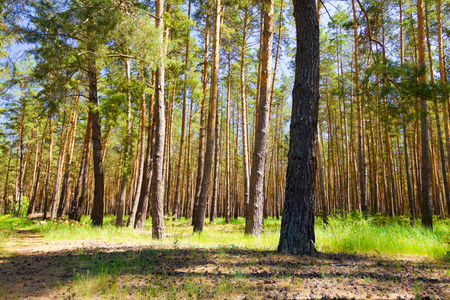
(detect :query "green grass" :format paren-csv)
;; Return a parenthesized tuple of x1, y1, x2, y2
(1, 213, 449, 258)
(316, 214, 450, 257)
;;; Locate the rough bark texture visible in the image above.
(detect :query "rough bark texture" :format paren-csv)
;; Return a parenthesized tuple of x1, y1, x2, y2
(245, 0, 274, 236)
(417, 0, 433, 229)
(151, 0, 166, 239)
(192, 0, 221, 233)
(89, 59, 105, 227)
(277, 0, 319, 255)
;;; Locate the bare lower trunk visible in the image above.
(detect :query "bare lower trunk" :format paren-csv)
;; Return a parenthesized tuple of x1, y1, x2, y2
(278, 0, 319, 255)
(245, 0, 274, 236)
(193, 0, 221, 232)
(151, 0, 166, 239)
(89, 58, 105, 227)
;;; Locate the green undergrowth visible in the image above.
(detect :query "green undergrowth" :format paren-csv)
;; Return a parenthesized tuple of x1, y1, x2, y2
(0, 213, 449, 258)
(316, 214, 450, 258)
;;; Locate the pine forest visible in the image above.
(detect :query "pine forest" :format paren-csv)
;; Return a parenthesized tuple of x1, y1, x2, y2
(0, 0, 449, 298)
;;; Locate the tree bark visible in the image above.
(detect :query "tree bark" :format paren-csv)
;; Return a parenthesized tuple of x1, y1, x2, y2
(245, 0, 274, 236)
(151, 0, 166, 239)
(239, 9, 250, 218)
(28, 114, 50, 216)
(192, 8, 211, 225)
(278, 0, 319, 255)
(116, 58, 133, 226)
(69, 112, 92, 222)
(193, 0, 221, 233)
(417, 0, 433, 229)
(3, 147, 13, 214)
(58, 100, 79, 218)
(135, 70, 154, 230)
(89, 58, 105, 227)
(43, 116, 54, 221)
(173, 0, 191, 223)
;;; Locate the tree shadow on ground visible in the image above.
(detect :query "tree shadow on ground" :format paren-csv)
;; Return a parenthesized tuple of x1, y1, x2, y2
(1, 242, 449, 299)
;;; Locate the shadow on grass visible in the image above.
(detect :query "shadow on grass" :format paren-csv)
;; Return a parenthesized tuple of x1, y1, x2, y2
(0, 243, 449, 299)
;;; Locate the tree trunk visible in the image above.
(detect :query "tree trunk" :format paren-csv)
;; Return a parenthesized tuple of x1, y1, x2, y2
(210, 97, 220, 224)
(173, 0, 191, 223)
(417, 0, 433, 229)
(245, 0, 274, 236)
(192, 9, 211, 225)
(3, 147, 13, 214)
(28, 114, 50, 216)
(16, 83, 27, 217)
(58, 100, 79, 218)
(424, 0, 449, 219)
(116, 58, 133, 226)
(436, 0, 450, 217)
(193, 0, 221, 232)
(225, 52, 232, 224)
(43, 116, 54, 220)
(278, 0, 319, 255)
(128, 82, 147, 228)
(151, 0, 166, 239)
(239, 9, 250, 218)
(69, 112, 92, 222)
(88, 58, 105, 227)
(135, 70, 154, 230)
(49, 105, 69, 220)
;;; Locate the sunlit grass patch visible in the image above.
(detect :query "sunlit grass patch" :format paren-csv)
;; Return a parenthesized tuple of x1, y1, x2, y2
(316, 214, 449, 257)
(1, 213, 448, 258)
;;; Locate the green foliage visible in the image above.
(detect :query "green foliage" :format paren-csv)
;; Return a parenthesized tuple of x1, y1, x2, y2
(317, 214, 449, 257)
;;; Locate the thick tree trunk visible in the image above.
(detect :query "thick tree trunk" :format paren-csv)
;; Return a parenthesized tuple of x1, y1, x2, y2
(88, 59, 105, 227)
(278, 0, 319, 255)
(151, 0, 166, 239)
(245, 0, 274, 236)
(417, 0, 433, 229)
(193, 0, 221, 232)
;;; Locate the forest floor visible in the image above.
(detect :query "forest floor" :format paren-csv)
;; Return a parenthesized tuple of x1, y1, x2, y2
(0, 216, 449, 299)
